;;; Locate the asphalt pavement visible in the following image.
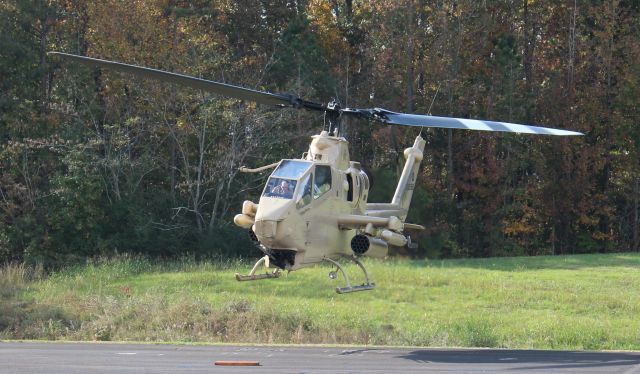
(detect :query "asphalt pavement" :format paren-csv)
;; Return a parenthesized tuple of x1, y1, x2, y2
(1, 341, 640, 373)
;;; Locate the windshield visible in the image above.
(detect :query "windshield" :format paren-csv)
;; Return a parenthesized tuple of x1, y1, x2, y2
(270, 160, 312, 179)
(261, 160, 312, 200)
(263, 178, 297, 199)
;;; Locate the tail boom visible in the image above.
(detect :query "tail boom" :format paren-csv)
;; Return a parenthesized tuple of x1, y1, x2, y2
(390, 135, 426, 221)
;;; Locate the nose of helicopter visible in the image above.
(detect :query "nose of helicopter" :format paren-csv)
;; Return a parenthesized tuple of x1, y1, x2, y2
(252, 217, 301, 271)
(253, 217, 298, 247)
(253, 197, 295, 244)
(253, 219, 277, 242)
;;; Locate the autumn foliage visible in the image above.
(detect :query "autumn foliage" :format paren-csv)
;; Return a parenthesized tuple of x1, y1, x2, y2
(1, 0, 639, 264)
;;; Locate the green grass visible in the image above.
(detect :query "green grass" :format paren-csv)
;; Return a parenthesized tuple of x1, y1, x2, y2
(2, 253, 640, 349)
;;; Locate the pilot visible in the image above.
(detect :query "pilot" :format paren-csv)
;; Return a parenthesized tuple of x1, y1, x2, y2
(314, 167, 331, 198)
(271, 180, 292, 198)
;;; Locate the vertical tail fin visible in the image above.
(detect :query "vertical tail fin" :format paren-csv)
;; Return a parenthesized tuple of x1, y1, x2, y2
(391, 135, 426, 221)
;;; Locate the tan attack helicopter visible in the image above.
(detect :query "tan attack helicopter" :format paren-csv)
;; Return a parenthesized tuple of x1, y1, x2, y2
(49, 52, 583, 294)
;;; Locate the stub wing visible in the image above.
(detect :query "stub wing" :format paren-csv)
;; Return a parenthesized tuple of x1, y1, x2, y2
(337, 214, 425, 231)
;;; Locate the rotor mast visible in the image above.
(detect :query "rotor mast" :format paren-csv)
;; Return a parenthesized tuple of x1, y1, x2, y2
(324, 101, 343, 137)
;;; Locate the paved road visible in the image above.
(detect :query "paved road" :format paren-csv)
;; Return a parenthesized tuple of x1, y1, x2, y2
(1, 342, 640, 373)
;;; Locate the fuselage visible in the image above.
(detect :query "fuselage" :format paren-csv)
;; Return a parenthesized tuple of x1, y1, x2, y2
(251, 131, 370, 270)
(234, 132, 427, 271)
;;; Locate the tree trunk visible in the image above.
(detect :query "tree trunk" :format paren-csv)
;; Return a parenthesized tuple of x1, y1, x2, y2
(406, 0, 414, 113)
(208, 182, 224, 232)
(193, 116, 207, 233)
(448, 129, 453, 200)
(39, 21, 48, 114)
(634, 177, 639, 251)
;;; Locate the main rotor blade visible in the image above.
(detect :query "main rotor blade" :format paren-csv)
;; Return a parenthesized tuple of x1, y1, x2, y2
(355, 108, 583, 136)
(47, 52, 326, 111)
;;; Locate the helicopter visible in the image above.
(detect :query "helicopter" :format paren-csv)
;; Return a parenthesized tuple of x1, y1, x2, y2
(48, 52, 582, 294)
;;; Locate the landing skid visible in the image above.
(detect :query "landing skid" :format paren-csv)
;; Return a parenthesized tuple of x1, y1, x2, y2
(323, 256, 375, 294)
(235, 255, 281, 281)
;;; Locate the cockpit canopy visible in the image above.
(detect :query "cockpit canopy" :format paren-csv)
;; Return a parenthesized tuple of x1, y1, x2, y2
(262, 160, 332, 206)
(262, 160, 312, 199)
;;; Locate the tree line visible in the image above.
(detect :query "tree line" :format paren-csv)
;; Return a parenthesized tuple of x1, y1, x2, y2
(1, 0, 639, 265)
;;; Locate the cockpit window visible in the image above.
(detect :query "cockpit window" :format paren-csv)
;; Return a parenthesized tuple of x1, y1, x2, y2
(263, 178, 296, 199)
(262, 160, 312, 200)
(271, 160, 312, 179)
(314, 165, 332, 199)
(296, 174, 312, 209)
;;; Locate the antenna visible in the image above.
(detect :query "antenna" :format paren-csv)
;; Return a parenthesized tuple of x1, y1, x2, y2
(427, 83, 441, 115)
(420, 82, 442, 138)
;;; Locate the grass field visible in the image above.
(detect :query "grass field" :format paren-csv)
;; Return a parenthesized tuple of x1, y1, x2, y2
(2, 253, 640, 349)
